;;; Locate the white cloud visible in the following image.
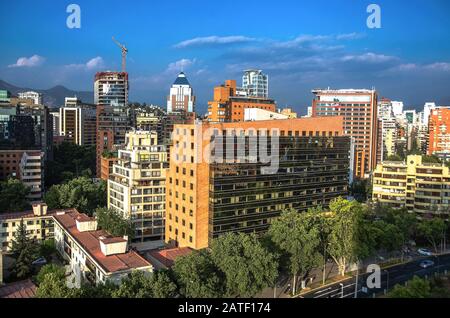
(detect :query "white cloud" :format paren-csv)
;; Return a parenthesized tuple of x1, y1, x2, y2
(336, 32, 365, 40)
(166, 58, 196, 72)
(65, 56, 105, 70)
(341, 52, 397, 63)
(174, 36, 256, 48)
(388, 62, 450, 73)
(8, 55, 45, 68)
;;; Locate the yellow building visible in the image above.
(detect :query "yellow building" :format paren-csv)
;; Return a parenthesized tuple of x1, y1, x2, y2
(0, 203, 55, 252)
(372, 155, 450, 216)
(107, 131, 168, 251)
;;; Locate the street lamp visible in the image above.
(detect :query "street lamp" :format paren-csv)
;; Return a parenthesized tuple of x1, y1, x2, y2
(339, 283, 344, 298)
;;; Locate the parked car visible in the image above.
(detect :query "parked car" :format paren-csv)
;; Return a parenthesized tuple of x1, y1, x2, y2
(31, 257, 47, 266)
(419, 260, 435, 268)
(418, 248, 433, 256)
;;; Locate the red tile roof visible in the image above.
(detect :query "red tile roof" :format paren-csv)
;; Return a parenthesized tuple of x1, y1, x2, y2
(0, 209, 62, 221)
(53, 211, 151, 274)
(0, 279, 37, 298)
(149, 247, 192, 268)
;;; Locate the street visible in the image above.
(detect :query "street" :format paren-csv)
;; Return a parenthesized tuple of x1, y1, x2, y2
(300, 253, 450, 298)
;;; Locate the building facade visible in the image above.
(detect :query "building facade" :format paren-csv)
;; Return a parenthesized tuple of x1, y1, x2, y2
(207, 80, 276, 123)
(242, 69, 269, 98)
(0, 203, 55, 252)
(108, 131, 168, 250)
(373, 155, 450, 216)
(167, 72, 195, 114)
(17, 91, 42, 105)
(312, 89, 379, 179)
(428, 107, 450, 157)
(94, 72, 129, 107)
(59, 106, 97, 146)
(165, 117, 350, 249)
(0, 150, 44, 201)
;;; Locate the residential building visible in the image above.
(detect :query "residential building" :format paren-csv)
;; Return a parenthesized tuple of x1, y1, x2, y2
(311, 88, 379, 179)
(165, 117, 351, 249)
(167, 72, 195, 113)
(373, 155, 450, 216)
(50, 110, 60, 137)
(17, 91, 42, 105)
(428, 107, 450, 157)
(59, 106, 97, 146)
(94, 72, 129, 107)
(0, 150, 44, 201)
(147, 247, 192, 270)
(108, 131, 168, 250)
(96, 105, 130, 177)
(64, 96, 82, 107)
(100, 152, 118, 181)
(53, 209, 153, 288)
(207, 80, 276, 123)
(242, 69, 269, 98)
(0, 203, 55, 252)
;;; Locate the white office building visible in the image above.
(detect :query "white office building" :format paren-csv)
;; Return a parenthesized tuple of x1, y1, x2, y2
(242, 70, 269, 98)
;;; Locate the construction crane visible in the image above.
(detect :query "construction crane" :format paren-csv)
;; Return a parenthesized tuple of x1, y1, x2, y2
(112, 36, 128, 72)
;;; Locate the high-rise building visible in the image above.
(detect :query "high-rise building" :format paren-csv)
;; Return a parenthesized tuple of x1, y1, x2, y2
(59, 106, 97, 146)
(0, 90, 11, 105)
(428, 107, 450, 157)
(242, 69, 269, 98)
(167, 72, 195, 113)
(17, 91, 42, 105)
(311, 89, 379, 179)
(95, 106, 131, 177)
(108, 131, 168, 250)
(94, 72, 129, 107)
(165, 117, 350, 249)
(373, 155, 450, 217)
(207, 80, 276, 123)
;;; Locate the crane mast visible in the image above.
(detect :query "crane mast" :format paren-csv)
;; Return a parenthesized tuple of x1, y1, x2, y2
(112, 36, 128, 72)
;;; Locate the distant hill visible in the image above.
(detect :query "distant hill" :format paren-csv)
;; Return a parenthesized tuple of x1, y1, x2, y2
(0, 79, 93, 108)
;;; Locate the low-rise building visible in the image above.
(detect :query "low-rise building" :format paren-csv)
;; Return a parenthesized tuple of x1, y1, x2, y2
(53, 209, 153, 288)
(0, 203, 55, 252)
(372, 155, 450, 216)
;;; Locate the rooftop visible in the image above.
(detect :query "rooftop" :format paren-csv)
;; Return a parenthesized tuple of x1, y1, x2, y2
(53, 210, 152, 274)
(148, 247, 192, 268)
(0, 279, 37, 298)
(173, 72, 190, 86)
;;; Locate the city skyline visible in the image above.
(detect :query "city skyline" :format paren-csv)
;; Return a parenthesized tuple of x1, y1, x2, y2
(1, 0, 450, 114)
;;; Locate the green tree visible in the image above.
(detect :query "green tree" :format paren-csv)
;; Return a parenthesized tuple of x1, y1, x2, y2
(36, 272, 73, 298)
(269, 209, 320, 294)
(0, 179, 30, 213)
(36, 264, 65, 285)
(151, 270, 178, 298)
(95, 207, 134, 239)
(387, 276, 432, 298)
(45, 142, 96, 187)
(9, 219, 39, 279)
(327, 198, 367, 277)
(173, 249, 225, 298)
(417, 218, 447, 253)
(211, 232, 278, 297)
(111, 271, 154, 298)
(371, 221, 403, 252)
(44, 177, 107, 215)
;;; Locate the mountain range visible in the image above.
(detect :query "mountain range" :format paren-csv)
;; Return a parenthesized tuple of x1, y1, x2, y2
(0, 79, 93, 108)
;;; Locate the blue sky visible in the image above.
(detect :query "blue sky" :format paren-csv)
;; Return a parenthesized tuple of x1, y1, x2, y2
(1, 0, 450, 114)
